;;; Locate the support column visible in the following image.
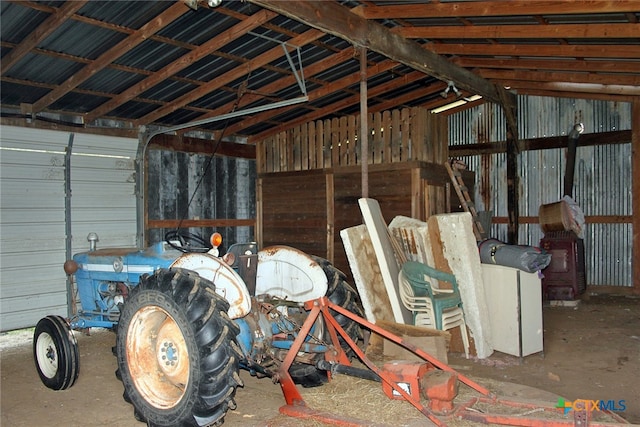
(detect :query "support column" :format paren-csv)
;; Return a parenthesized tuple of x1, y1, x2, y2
(632, 100, 640, 294)
(500, 89, 519, 244)
(359, 46, 369, 199)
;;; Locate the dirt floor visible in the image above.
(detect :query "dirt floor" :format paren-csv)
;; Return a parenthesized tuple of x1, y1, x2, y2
(1, 293, 638, 426)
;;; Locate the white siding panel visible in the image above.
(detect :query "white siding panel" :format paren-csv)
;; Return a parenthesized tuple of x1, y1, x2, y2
(1, 126, 137, 331)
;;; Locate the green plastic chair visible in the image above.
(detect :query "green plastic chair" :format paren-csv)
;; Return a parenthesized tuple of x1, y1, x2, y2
(400, 261, 464, 330)
(399, 261, 469, 358)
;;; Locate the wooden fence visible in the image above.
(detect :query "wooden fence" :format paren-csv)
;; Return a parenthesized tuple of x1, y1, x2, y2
(257, 107, 447, 173)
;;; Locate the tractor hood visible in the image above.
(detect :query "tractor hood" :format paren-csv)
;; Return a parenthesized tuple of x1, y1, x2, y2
(72, 241, 180, 285)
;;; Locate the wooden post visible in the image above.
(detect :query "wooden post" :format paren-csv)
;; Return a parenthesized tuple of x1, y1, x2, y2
(500, 88, 519, 244)
(506, 136, 519, 245)
(633, 100, 640, 295)
(360, 46, 369, 198)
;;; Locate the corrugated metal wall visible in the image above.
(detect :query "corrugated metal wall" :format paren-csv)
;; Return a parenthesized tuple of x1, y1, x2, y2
(449, 96, 632, 287)
(0, 126, 137, 331)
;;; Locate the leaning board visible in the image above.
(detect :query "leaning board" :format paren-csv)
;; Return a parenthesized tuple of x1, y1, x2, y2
(358, 198, 412, 324)
(340, 224, 395, 324)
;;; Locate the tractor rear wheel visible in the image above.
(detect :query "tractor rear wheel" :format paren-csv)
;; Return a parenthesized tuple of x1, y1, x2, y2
(33, 315, 80, 390)
(289, 257, 364, 387)
(116, 268, 243, 427)
(312, 255, 365, 351)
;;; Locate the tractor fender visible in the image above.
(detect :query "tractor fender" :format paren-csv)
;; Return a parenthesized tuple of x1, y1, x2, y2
(171, 253, 251, 319)
(255, 245, 328, 302)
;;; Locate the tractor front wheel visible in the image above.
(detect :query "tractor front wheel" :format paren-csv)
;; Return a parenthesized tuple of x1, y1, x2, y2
(116, 268, 243, 427)
(33, 315, 80, 390)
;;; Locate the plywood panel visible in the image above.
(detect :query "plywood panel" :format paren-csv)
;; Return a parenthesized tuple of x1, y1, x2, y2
(340, 225, 394, 323)
(358, 198, 411, 324)
(428, 212, 493, 358)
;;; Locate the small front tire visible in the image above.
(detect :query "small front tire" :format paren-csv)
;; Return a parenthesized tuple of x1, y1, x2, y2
(33, 315, 80, 390)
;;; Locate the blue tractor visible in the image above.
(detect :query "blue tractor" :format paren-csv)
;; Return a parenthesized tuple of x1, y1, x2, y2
(33, 230, 364, 426)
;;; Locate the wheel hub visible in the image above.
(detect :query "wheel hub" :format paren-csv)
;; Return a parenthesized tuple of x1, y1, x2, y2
(126, 305, 190, 409)
(36, 333, 58, 378)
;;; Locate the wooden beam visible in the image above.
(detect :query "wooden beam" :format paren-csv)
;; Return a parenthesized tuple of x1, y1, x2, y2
(249, 0, 504, 105)
(84, 9, 277, 123)
(428, 43, 640, 59)
(498, 81, 640, 96)
(449, 130, 632, 156)
(633, 100, 640, 295)
(352, 1, 640, 19)
(248, 70, 431, 143)
(149, 134, 256, 159)
(506, 123, 519, 244)
(148, 219, 255, 229)
(499, 87, 636, 103)
(1, 1, 87, 75)
(453, 57, 640, 74)
(189, 47, 357, 124)
(225, 59, 399, 136)
(395, 23, 640, 39)
(134, 28, 324, 126)
(31, 2, 190, 113)
(478, 69, 640, 87)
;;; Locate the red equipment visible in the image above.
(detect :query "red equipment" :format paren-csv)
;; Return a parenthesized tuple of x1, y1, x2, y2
(276, 296, 629, 427)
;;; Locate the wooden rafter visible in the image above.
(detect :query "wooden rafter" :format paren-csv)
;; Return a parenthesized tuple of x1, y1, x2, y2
(429, 43, 640, 59)
(248, 72, 441, 143)
(1, 1, 87, 75)
(226, 58, 400, 136)
(351, 1, 640, 19)
(454, 57, 640, 74)
(478, 69, 640, 88)
(248, 0, 505, 105)
(186, 47, 358, 124)
(134, 29, 325, 126)
(84, 9, 278, 123)
(395, 23, 640, 39)
(30, 2, 190, 113)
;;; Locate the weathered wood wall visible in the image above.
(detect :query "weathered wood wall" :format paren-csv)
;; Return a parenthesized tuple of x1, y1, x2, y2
(258, 162, 473, 280)
(146, 148, 256, 247)
(257, 107, 458, 277)
(258, 107, 447, 173)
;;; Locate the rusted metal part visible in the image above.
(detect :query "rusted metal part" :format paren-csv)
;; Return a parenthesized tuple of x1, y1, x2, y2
(277, 297, 630, 427)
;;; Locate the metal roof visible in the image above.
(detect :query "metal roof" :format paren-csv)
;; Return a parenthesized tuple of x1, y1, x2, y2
(1, 1, 638, 142)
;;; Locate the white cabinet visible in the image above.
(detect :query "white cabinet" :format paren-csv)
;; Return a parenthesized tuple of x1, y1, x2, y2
(481, 264, 543, 357)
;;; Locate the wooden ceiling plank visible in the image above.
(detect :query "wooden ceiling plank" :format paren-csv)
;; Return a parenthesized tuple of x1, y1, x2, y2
(31, 2, 190, 114)
(352, 1, 640, 19)
(454, 57, 640, 74)
(429, 43, 640, 59)
(84, 9, 277, 123)
(224, 59, 401, 136)
(397, 23, 640, 39)
(1, 0, 88, 75)
(134, 29, 325, 126)
(249, 0, 504, 105)
(479, 68, 640, 86)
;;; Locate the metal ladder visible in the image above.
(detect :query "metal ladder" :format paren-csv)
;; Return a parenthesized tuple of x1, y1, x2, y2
(445, 160, 485, 241)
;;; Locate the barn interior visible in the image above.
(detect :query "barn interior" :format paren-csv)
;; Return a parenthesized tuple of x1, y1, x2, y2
(1, 1, 639, 426)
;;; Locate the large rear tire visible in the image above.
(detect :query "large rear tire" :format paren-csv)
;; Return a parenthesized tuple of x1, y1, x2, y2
(116, 268, 243, 427)
(33, 315, 80, 390)
(289, 257, 364, 387)
(312, 255, 365, 351)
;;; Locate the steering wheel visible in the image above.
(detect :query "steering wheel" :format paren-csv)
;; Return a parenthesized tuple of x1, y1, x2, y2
(165, 230, 211, 253)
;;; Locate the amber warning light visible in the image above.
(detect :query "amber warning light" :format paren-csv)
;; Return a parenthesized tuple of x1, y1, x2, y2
(210, 233, 223, 248)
